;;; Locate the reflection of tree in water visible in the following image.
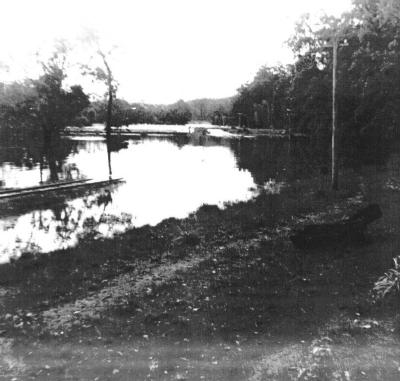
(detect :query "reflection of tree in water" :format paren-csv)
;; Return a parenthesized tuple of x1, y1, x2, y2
(188, 135, 229, 148)
(140, 135, 190, 149)
(27, 187, 132, 248)
(41, 135, 86, 182)
(137, 135, 320, 186)
(172, 135, 190, 148)
(14, 231, 42, 258)
(139, 135, 231, 149)
(229, 137, 321, 186)
(107, 136, 129, 152)
(0, 129, 79, 183)
(0, 129, 132, 187)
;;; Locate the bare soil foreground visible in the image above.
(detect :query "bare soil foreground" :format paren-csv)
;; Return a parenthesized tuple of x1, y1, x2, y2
(1, 159, 400, 380)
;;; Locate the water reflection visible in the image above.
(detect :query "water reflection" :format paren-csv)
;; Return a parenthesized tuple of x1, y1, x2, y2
(0, 135, 78, 189)
(0, 186, 131, 262)
(0, 131, 322, 263)
(1, 135, 267, 262)
(231, 137, 320, 185)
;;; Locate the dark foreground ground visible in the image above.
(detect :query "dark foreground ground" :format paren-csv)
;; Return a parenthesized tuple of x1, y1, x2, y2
(1, 158, 400, 380)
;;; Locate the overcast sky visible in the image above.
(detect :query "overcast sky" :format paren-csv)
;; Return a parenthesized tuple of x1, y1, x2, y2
(0, 0, 353, 104)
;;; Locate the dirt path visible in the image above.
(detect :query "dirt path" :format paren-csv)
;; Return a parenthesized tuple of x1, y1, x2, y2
(1, 165, 400, 380)
(41, 251, 213, 335)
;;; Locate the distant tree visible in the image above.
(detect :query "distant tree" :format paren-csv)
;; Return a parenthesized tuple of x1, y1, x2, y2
(231, 65, 291, 129)
(186, 98, 233, 122)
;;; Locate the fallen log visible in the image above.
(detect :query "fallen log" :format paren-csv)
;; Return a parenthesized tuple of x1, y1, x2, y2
(0, 178, 90, 195)
(290, 204, 382, 250)
(0, 178, 123, 201)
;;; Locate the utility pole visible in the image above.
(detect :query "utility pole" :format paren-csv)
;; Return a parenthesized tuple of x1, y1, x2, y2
(304, 18, 346, 190)
(331, 36, 338, 190)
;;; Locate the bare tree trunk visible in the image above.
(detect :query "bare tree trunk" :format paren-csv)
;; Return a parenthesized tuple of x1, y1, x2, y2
(106, 138, 112, 180)
(105, 86, 113, 136)
(97, 50, 114, 180)
(105, 85, 113, 180)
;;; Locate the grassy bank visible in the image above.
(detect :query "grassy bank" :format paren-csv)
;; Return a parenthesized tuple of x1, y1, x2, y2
(1, 160, 400, 380)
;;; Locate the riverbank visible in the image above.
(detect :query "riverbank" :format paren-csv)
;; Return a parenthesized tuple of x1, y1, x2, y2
(0, 160, 400, 380)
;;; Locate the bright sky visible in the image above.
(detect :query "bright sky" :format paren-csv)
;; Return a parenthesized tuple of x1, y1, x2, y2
(0, 0, 353, 104)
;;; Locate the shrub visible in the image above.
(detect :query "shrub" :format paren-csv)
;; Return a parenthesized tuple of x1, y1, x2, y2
(373, 256, 400, 300)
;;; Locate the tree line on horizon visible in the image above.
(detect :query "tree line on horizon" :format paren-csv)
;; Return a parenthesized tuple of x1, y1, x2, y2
(0, 0, 399, 167)
(79, 97, 232, 127)
(0, 79, 233, 133)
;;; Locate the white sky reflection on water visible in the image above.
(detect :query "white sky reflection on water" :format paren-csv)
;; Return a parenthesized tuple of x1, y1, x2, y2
(0, 138, 255, 263)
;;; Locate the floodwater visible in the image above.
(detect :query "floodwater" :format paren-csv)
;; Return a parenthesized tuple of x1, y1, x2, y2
(0, 132, 311, 263)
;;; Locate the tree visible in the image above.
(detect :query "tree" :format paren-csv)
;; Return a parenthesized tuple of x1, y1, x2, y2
(289, 13, 352, 189)
(229, 0, 400, 178)
(231, 65, 292, 129)
(0, 41, 89, 140)
(0, 41, 90, 181)
(80, 29, 118, 137)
